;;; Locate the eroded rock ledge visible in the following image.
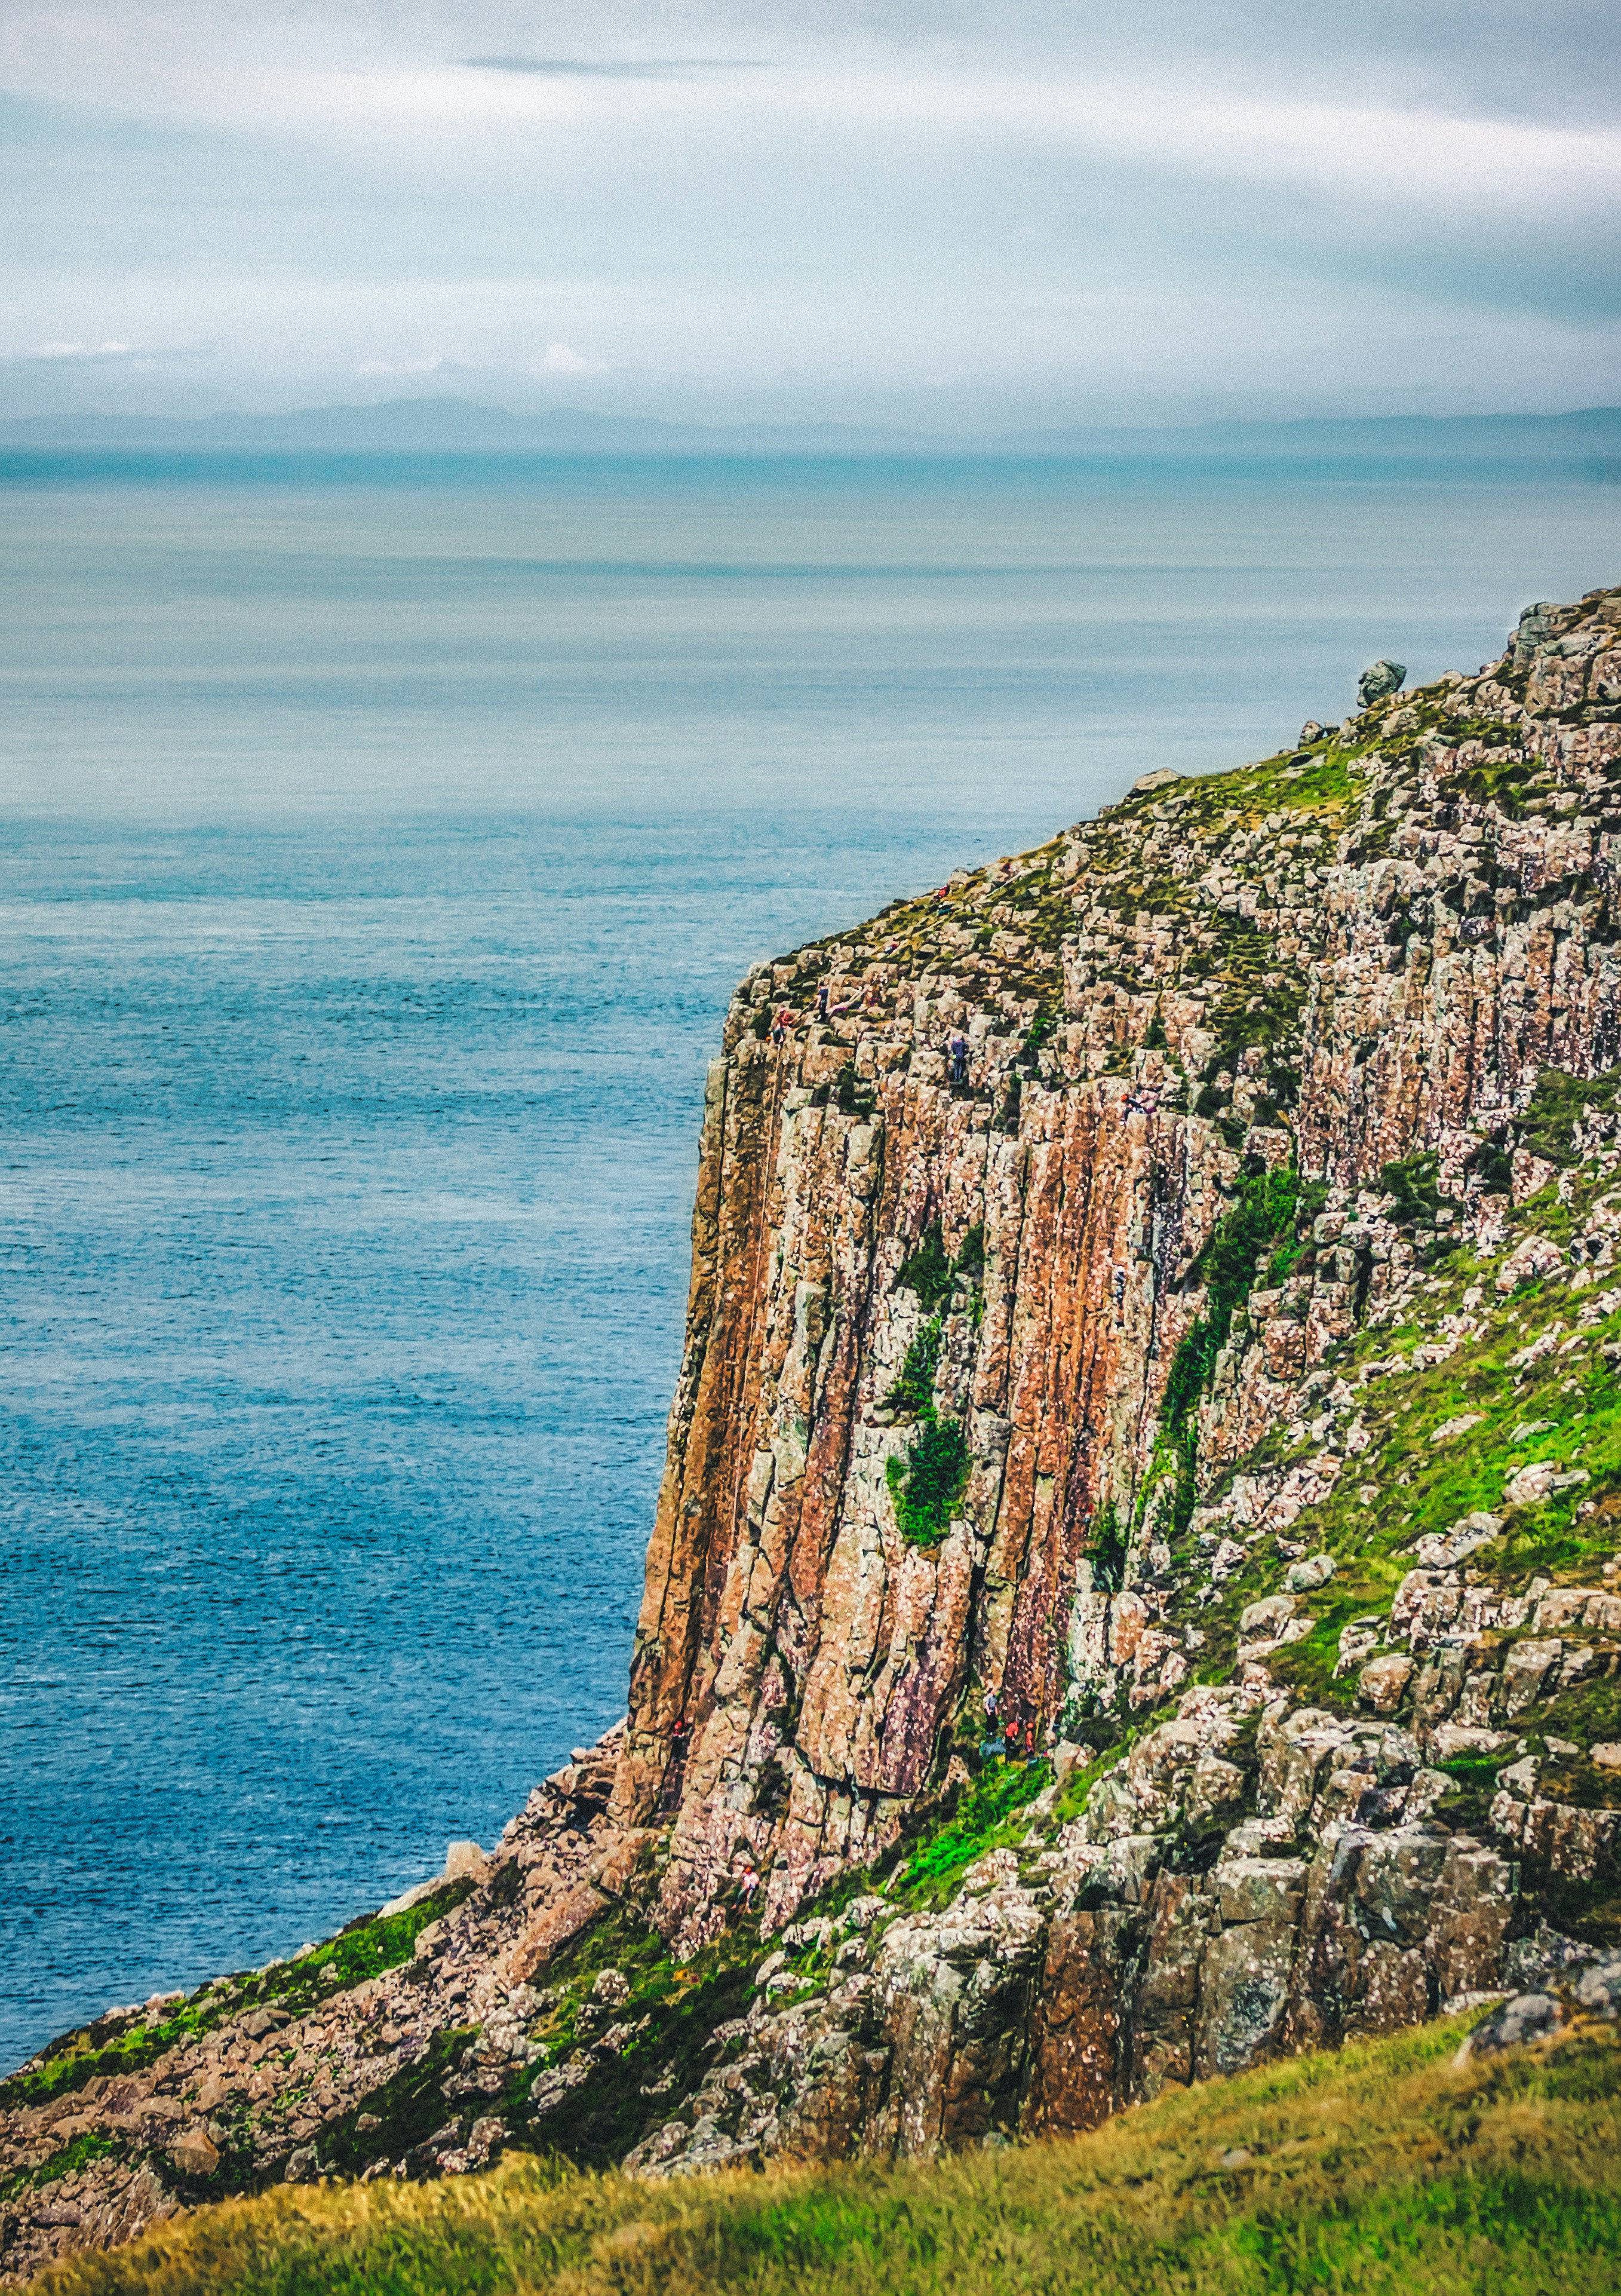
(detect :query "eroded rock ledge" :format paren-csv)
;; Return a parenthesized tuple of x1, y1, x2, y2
(7, 586, 1621, 2280)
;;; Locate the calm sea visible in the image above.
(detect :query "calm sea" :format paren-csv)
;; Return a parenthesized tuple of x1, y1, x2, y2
(2, 453, 1616, 2068)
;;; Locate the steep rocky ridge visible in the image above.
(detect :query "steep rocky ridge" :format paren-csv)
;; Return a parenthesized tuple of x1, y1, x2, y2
(615, 580, 1621, 1947)
(7, 584, 1621, 2280)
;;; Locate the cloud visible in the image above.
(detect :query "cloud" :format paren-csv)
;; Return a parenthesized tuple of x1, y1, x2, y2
(355, 352, 446, 374)
(535, 342, 606, 375)
(463, 57, 772, 78)
(31, 338, 131, 359)
(0, 1, 1617, 425)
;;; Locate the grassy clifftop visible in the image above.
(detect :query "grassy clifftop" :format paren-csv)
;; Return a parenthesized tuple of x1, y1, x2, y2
(40, 2013, 1621, 2296)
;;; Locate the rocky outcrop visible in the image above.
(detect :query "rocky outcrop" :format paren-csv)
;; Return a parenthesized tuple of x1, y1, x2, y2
(612, 584, 1621, 1957)
(8, 585, 1621, 2280)
(624, 1654, 1579, 2176)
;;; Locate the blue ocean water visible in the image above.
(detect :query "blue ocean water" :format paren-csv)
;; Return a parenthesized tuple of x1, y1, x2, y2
(1, 455, 1616, 2070)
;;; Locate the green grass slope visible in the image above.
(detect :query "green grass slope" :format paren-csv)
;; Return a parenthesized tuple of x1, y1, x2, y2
(41, 2015, 1621, 2296)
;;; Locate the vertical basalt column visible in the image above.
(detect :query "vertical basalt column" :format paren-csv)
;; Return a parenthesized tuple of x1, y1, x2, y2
(613, 1040, 785, 1824)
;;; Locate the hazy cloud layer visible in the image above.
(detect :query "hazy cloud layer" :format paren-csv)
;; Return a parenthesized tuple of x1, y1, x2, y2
(2, 0, 1617, 424)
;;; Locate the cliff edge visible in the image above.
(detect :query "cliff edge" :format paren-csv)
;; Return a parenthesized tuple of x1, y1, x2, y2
(7, 584, 1621, 2277)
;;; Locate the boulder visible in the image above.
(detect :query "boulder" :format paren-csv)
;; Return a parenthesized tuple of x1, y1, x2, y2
(1511, 601, 1572, 666)
(1496, 1236, 1565, 1293)
(168, 2126, 219, 2179)
(1358, 1655, 1414, 1715)
(1239, 1593, 1297, 1644)
(1456, 1988, 1563, 2064)
(1356, 660, 1407, 707)
(1505, 1460, 1586, 1509)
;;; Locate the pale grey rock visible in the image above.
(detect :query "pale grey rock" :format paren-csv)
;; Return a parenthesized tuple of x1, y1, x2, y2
(1456, 1988, 1562, 2064)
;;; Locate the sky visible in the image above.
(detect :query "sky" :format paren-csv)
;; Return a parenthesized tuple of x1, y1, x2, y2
(2, 0, 1619, 430)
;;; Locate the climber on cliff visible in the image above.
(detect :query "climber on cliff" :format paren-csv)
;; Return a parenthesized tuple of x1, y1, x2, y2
(1004, 1713, 1022, 1761)
(738, 1860, 760, 1916)
(949, 1033, 969, 1087)
(772, 1006, 791, 1047)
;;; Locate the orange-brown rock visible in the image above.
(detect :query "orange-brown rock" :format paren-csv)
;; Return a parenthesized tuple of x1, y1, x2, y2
(614, 586, 1621, 1955)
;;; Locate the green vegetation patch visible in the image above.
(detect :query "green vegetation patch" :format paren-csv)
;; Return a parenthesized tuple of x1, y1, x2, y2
(1150, 1164, 1318, 1544)
(885, 1318, 942, 1417)
(1517, 1068, 1621, 1169)
(886, 1418, 970, 1547)
(1087, 1500, 1128, 1593)
(307, 2026, 476, 2190)
(1168, 1133, 1621, 1714)
(41, 2018, 1621, 2296)
(0, 2130, 124, 2211)
(1380, 1149, 1442, 1224)
(892, 1758, 1052, 1908)
(885, 1230, 986, 1544)
(896, 1222, 953, 1310)
(515, 1900, 764, 2171)
(1448, 744, 1539, 820)
(895, 1222, 986, 1313)
(0, 1882, 475, 2113)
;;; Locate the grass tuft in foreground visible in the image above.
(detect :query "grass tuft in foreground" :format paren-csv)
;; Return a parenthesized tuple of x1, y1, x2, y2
(41, 2015, 1621, 2296)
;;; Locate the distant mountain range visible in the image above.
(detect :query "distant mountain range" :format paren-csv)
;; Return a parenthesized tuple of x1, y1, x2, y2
(1, 397, 1619, 469)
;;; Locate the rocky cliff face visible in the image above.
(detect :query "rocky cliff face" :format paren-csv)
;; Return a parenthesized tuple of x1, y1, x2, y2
(612, 582, 1621, 1954)
(8, 584, 1621, 2280)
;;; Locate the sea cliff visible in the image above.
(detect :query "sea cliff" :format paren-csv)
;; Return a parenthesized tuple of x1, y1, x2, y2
(8, 584, 1621, 2279)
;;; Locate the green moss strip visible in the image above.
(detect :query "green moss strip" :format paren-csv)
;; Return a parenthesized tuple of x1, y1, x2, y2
(0, 1882, 475, 2112)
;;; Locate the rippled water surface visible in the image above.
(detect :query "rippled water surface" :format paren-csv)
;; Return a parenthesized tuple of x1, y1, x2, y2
(2, 455, 1614, 2067)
